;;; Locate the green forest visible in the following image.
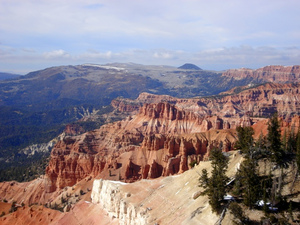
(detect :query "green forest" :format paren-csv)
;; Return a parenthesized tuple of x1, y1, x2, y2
(0, 104, 115, 182)
(199, 114, 300, 224)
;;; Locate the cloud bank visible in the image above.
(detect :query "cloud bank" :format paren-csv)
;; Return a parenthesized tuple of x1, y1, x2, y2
(0, 0, 300, 73)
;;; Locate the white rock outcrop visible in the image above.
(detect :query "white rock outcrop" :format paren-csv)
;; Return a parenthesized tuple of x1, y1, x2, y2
(19, 133, 65, 156)
(91, 179, 148, 225)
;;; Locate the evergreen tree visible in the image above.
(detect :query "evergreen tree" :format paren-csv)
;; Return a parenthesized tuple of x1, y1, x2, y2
(235, 126, 254, 157)
(296, 127, 300, 175)
(266, 114, 287, 201)
(235, 126, 262, 208)
(229, 202, 250, 225)
(267, 113, 284, 166)
(199, 169, 209, 190)
(239, 156, 261, 208)
(283, 126, 296, 154)
(255, 132, 268, 159)
(199, 148, 229, 213)
(282, 128, 288, 153)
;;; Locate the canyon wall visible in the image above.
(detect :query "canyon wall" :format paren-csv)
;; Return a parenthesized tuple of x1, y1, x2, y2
(114, 83, 300, 118)
(91, 179, 148, 225)
(90, 152, 243, 225)
(222, 65, 300, 83)
(45, 82, 300, 191)
(45, 101, 241, 191)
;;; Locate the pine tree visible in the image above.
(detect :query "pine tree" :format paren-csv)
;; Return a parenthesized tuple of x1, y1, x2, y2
(229, 202, 250, 225)
(239, 157, 261, 208)
(235, 126, 254, 157)
(267, 113, 284, 166)
(266, 114, 286, 201)
(199, 148, 229, 213)
(282, 128, 287, 153)
(235, 126, 262, 208)
(255, 132, 268, 159)
(284, 126, 296, 154)
(296, 127, 300, 175)
(199, 169, 209, 190)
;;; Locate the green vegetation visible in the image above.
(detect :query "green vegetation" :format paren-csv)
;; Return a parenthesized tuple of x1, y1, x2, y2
(189, 160, 198, 168)
(0, 155, 49, 182)
(228, 202, 249, 225)
(296, 127, 300, 174)
(267, 114, 285, 167)
(235, 126, 254, 156)
(199, 148, 229, 213)
(199, 113, 300, 223)
(0, 104, 115, 182)
(9, 201, 17, 213)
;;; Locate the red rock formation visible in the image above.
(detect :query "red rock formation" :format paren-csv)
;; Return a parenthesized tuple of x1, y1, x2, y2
(111, 92, 178, 113)
(113, 83, 300, 119)
(45, 101, 241, 190)
(222, 65, 300, 83)
(252, 115, 300, 139)
(64, 124, 85, 136)
(0, 177, 55, 206)
(111, 99, 141, 113)
(0, 205, 62, 225)
(45, 82, 300, 191)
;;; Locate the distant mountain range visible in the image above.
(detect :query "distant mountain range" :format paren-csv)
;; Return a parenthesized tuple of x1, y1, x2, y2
(0, 72, 21, 80)
(0, 63, 300, 181)
(2, 63, 289, 110)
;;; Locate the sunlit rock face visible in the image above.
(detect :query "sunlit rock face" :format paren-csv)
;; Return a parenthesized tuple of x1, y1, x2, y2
(91, 179, 148, 225)
(46, 82, 300, 191)
(45, 101, 240, 191)
(222, 65, 300, 83)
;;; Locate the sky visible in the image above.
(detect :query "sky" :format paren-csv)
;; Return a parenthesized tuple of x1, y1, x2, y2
(1, 0, 300, 74)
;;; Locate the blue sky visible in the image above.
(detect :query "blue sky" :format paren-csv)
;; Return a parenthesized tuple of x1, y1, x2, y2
(1, 0, 300, 74)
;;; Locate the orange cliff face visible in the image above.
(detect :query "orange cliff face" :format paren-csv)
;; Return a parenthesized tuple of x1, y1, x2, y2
(252, 115, 300, 139)
(115, 83, 300, 119)
(222, 65, 300, 83)
(45, 82, 300, 191)
(45, 102, 240, 191)
(0, 81, 299, 213)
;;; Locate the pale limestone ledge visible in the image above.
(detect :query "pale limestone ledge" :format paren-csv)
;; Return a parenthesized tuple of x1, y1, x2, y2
(91, 179, 149, 225)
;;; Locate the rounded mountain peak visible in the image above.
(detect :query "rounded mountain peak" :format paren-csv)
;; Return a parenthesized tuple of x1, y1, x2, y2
(178, 63, 202, 70)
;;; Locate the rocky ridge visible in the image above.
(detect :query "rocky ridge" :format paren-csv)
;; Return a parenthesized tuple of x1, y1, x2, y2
(45, 102, 239, 191)
(45, 82, 300, 191)
(1, 64, 299, 175)
(89, 152, 242, 225)
(114, 82, 300, 118)
(222, 65, 300, 83)
(0, 152, 244, 225)
(1, 80, 300, 224)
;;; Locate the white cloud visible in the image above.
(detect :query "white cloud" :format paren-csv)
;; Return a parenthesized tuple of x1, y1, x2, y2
(79, 50, 113, 60)
(43, 50, 70, 59)
(153, 51, 173, 59)
(0, 0, 300, 73)
(1, 45, 300, 74)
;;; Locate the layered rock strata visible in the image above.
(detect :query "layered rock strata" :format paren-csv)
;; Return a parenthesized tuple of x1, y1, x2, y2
(222, 65, 300, 83)
(90, 152, 243, 225)
(46, 101, 240, 191)
(113, 83, 300, 118)
(46, 82, 300, 191)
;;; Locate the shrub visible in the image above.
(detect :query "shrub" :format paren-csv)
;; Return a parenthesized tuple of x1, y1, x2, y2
(229, 202, 249, 225)
(189, 160, 197, 168)
(9, 201, 17, 213)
